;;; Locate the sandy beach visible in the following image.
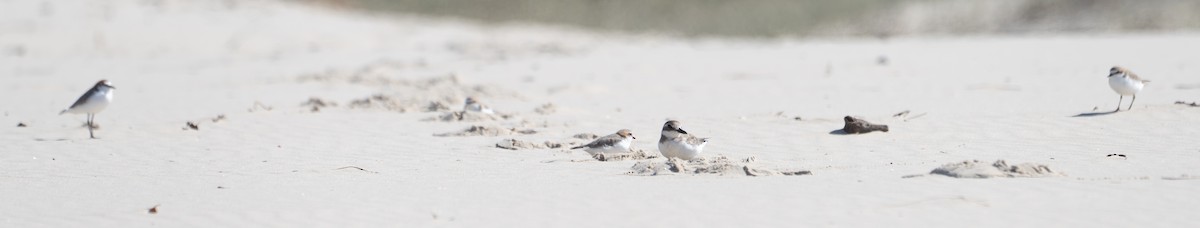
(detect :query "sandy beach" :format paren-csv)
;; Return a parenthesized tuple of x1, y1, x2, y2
(2, 0, 1200, 227)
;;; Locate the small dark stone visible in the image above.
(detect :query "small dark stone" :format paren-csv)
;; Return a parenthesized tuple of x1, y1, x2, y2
(17, 122, 27, 127)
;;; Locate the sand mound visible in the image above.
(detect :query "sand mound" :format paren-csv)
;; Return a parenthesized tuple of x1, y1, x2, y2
(1162, 174, 1200, 180)
(534, 103, 558, 114)
(301, 97, 338, 112)
(930, 160, 1060, 178)
(347, 94, 455, 113)
(495, 139, 575, 150)
(424, 111, 513, 122)
(572, 133, 599, 140)
(743, 166, 814, 177)
(434, 126, 538, 137)
(299, 67, 521, 113)
(591, 149, 658, 161)
(629, 156, 811, 176)
(300, 64, 519, 97)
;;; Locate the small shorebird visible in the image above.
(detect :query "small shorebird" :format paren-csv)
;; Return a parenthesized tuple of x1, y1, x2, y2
(1108, 66, 1150, 112)
(61, 80, 115, 139)
(658, 120, 708, 160)
(463, 97, 494, 114)
(570, 129, 636, 155)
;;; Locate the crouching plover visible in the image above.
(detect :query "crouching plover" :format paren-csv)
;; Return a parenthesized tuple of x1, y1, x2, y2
(60, 80, 115, 139)
(570, 129, 636, 155)
(463, 97, 494, 114)
(658, 120, 708, 160)
(1108, 66, 1150, 111)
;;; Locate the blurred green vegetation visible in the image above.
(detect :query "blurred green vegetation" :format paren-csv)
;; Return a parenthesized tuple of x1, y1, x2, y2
(336, 0, 897, 37)
(321, 0, 1200, 38)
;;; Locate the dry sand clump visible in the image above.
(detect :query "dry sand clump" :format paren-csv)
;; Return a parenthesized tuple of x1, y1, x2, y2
(572, 133, 599, 140)
(629, 156, 811, 176)
(495, 139, 576, 150)
(1162, 174, 1200, 180)
(591, 149, 658, 161)
(299, 95, 454, 113)
(533, 103, 558, 114)
(424, 111, 513, 122)
(299, 64, 520, 99)
(301, 97, 338, 112)
(434, 125, 538, 137)
(299, 65, 522, 113)
(930, 160, 1060, 178)
(347, 94, 454, 113)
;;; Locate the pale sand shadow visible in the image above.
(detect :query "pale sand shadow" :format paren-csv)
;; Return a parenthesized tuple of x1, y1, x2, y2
(1072, 110, 1118, 117)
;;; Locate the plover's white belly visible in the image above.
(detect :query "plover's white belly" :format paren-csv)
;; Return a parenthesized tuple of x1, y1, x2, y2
(584, 139, 632, 155)
(1109, 76, 1143, 95)
(465, 104, 494, 114)
(658, 140, 704, 160)
(67, 91, 112, 114)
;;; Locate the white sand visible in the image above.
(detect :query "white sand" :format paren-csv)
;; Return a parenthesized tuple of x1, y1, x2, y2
(2, 0, 1200, 227)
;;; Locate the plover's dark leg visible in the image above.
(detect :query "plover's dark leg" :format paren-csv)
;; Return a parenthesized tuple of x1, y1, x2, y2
(1115, 95, 1123, 112)
(1128, 95, 1136, 110)
(88, 113, 95, 139)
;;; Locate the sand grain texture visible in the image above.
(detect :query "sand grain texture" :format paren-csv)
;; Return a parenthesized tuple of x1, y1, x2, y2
(1, 0, 1199, 227)
(930, 160, 1060, 178)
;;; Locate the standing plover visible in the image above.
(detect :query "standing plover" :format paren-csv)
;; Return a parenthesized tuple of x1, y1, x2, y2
(658, 120, 708, 160)
(463, 97, 494, 114)
(571, 129, 636, 155)
(1108, 66, 1150, 111)
(60, 80, 115, 139)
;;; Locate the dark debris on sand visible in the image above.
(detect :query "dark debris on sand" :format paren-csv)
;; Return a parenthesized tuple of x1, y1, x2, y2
(842, 116, 889, 134)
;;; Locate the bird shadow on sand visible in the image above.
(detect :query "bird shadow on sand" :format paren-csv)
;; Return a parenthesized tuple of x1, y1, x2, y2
(829, 129, 888, 135)
(1072, 110, 1119, 117)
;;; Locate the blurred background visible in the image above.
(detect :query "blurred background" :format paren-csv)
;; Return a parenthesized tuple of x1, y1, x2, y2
(322, 0, 1200, 38)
